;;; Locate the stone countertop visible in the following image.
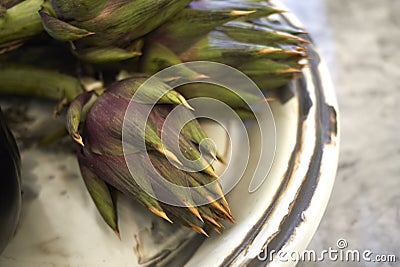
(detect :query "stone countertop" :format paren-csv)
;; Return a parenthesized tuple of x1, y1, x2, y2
(281, 0, 400, 265)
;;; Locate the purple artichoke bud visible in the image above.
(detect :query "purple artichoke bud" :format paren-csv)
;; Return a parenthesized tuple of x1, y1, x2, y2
(67, 77, 233, 236)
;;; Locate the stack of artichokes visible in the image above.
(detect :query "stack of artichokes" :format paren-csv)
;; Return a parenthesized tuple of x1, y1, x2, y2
(0, 0, 307, 236)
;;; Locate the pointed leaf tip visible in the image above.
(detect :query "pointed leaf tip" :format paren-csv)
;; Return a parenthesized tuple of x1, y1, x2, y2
(204, 165, 218, 178)
(184, 202, 204, 223)
(73, 133, 85, 147)
(39, 10, 94, 42)
(189, 224, 209, 237)
(149, 207, 173, 223)
(177, 95, 195, 110)
(114, 230, 121, 240)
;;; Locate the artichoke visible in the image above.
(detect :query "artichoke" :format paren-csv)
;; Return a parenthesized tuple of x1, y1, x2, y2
(141, 0, 307, 103)
(38, 0, 191, 63)
(67, 77, 233, 235)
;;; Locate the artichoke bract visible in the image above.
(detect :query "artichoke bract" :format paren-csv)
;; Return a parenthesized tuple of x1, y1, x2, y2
(67, 77, 233, 236)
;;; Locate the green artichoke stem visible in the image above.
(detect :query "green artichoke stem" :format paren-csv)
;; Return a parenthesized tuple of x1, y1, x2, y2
(0, 0, 44, 50)
(0, 65, 83, 102)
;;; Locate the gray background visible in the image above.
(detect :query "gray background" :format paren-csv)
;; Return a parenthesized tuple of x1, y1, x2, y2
(281, 0, 400, 265)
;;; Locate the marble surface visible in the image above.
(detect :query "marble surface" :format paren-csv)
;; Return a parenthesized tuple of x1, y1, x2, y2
(281, 0, 400, 265)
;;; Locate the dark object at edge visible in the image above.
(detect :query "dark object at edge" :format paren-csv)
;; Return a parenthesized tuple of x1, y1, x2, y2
(0, 106, 21, 254)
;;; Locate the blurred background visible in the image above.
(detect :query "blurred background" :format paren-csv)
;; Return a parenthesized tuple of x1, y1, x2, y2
(281, 0, 400, 265)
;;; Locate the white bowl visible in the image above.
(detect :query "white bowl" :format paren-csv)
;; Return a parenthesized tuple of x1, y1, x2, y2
(0, 3, 339, 267)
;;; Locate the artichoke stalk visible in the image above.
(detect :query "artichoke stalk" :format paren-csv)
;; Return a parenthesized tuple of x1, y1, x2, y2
(0, 0, 44, 53)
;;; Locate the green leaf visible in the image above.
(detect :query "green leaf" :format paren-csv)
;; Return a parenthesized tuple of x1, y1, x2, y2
(72, 46, 141, 63)
(79, 164, 119, 236)
(39, 10, 94, 41)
